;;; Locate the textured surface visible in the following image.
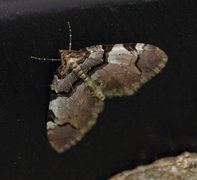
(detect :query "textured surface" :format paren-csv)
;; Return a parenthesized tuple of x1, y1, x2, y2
(110, 152, 197, 180)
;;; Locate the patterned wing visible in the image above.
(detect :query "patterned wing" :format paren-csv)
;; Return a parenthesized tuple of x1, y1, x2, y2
(47, 83, 103, 153)
(88, 43, 168, 97)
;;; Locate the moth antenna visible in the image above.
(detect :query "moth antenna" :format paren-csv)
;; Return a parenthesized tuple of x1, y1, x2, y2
(31, 56, 61, 61)
(67, 21, 72, 51)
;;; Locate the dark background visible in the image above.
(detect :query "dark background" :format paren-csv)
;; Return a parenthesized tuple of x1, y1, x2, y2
(0, 0, 197, 179)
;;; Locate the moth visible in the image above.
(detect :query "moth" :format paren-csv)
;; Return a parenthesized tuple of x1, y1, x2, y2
(32, 22, 168, 153)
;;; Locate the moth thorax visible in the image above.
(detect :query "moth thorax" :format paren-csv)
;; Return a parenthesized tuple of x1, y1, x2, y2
(67, 58, 78, 69)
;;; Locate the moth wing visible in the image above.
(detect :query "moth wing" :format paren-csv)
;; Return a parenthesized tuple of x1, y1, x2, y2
(47, 83, 103, 153)
(89, 43, 167, 97)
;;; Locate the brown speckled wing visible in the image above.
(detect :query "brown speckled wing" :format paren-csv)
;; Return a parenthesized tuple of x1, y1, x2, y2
(91, 43, 168, 97)
(47, 83, 103, 153)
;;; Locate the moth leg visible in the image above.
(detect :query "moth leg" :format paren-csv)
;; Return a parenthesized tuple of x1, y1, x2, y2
(84, 76, 105, 101)
(87, 80, 105, 101)
(88, 57, 104, 63)
(79, 57, 105, 76)
(69, 82, 75, 92)
(78, 58, 105, 101)
(73, 64, 105, 101)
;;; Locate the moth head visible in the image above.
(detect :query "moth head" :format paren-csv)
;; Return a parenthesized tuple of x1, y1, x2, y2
(59, 50, 89, 64)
